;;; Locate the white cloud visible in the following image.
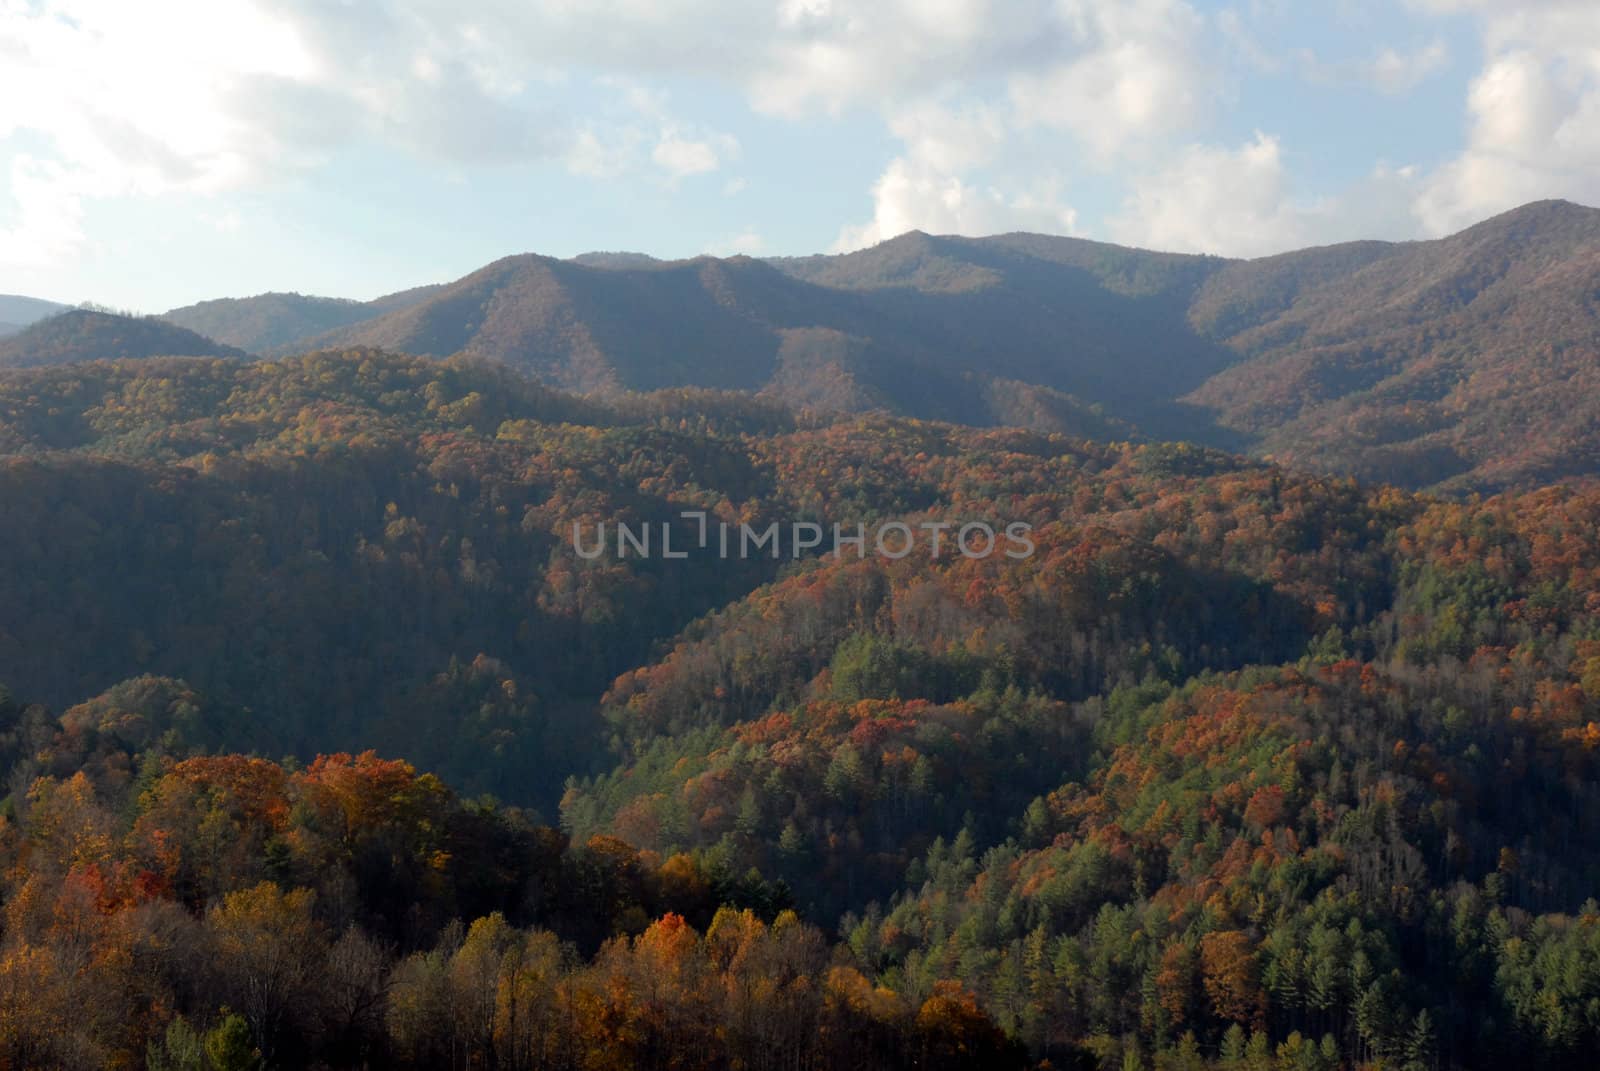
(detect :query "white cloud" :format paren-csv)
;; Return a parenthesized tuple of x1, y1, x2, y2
(0, 0, 1228, 270)
(709, 228, 765, 255)
(564, 85, 740, 183)
(748, 0, 1047, 118)
(830, 1, 1214, 251)
(0, 0, 323, 190)
(833, 155, 1076, 251)
(0, 0, 754, 265)
(7, 0, 1563, 282)
(885, 100, 1007, 175)
(1370, 41, 1449, 94)
(1110, 133, 1312, 256)
(1109, 133, 1429, 257)
(1008, 0, 1212, 162)
(652, 128, 740, 179)
(566, 125, 644, 180)
(1415, 3, 1600, 233)
(0, 157, 87, 270)
(0, 0, 567, 263)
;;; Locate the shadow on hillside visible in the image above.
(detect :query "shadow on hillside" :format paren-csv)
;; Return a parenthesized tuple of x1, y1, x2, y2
(821, 241, 1255, 446)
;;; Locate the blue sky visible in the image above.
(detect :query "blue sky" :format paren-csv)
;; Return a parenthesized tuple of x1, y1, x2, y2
(2, 0, 1596, 311)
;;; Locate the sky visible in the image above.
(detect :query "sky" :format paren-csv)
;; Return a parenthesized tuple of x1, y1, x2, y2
(2, 0, 1599, 311)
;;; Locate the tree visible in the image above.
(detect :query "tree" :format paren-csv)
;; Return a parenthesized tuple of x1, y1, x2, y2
(1403, 1008, 1436, 1071)
(1201, 931, 1265, 1028)
(915, 980, 1018, 1069)
(205, 883, 323, 1062)
(146, 1016, 206, 1071)
(204, 1013, 262, 1071)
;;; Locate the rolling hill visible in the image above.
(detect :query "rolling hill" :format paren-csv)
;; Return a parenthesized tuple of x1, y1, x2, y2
(161, 283, 444, 353)
(0, 309, 248, 368)
(161, 292, 382, 352)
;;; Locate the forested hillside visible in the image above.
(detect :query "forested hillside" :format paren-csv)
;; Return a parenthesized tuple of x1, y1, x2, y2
(0, 310, 248, 369)
(4, 350, 1600, 1068)
(1187, 200, 1600, 490)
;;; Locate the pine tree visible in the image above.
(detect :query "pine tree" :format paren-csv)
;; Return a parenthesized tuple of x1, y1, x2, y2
(1404, 1008, 1435, 1071)
(1220, 1022, 1248, 1067)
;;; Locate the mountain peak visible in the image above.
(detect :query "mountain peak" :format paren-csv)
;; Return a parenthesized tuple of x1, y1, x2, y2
(1495, 197, 1594, 219)
(874, 229, 937, 249)
(1455, 198, 1600, 242)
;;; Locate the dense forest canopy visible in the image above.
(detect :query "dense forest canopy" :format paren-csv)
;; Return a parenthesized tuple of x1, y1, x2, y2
(3, 348, 1600, 1068)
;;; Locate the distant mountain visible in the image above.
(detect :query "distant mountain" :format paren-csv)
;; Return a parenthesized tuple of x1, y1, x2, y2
(0, 294, 69, 327)
(0, 309, 248, 368)
(0, 322, 20, 339)
(286, 200, 1600, 491)
(295, 237, 1234, 439)
(296, 253, 800, 395)
(162, 284, 443, 353)
(162, 292, 373, 352)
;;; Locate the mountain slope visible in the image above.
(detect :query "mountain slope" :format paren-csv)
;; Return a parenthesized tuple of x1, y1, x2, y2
(1186, 199, 1600, 489)
(0, 309, 248, 368)
(300, 253, 810, 394)
(298, 237, 1239, 437)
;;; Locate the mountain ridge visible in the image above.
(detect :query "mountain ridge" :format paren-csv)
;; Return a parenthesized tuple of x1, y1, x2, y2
(8, 199, 1600, 490)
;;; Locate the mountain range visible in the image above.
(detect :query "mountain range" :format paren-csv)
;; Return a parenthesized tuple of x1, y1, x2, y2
(4, 199, 1600, 491)
(7, 209, 1600, 1068)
